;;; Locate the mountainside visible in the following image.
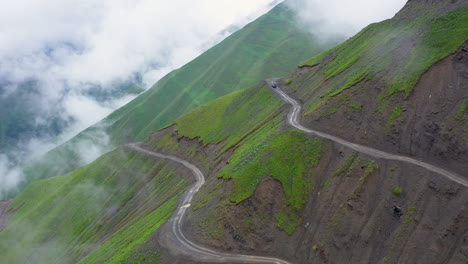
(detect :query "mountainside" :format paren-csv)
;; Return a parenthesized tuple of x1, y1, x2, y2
(8, 2, 338, 199)
(0, 149, 191, 264)
(125, 1, 468, 262)
(290, 0, 467, 175)
(1, 1, 467, 264)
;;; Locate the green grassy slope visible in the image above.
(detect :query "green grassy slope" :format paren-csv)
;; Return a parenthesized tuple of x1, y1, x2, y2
(297, 4, 468, 113)
(0, 149, 188, 264)
(146, 83, 323, 234)
(11, 2, 339, 200)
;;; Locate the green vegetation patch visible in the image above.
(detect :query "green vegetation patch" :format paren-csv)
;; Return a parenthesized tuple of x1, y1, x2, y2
(160, 82, 321, 235)
(455, 99, 467, 121)
(155, 83, 318, 234)
(393, 187, 403, 195)
(329, 68, 370, 97)
(175, 85, 283, 152)
(334, 153, 360, 177)
(388, 205, 418, 260)
(386, 105, 403, 129)
(350, 103, 363, 110)
(78, 196, 178, 264)
(354, 160, 379, 194)
(333, 154, 379, 194)
(299, 48, 334, 67)
(220, 129, 322, 234)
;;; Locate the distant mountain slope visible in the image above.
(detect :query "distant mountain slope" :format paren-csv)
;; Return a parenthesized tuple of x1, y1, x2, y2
(10, 2, 338, 199)
(102, 2, 334, 144)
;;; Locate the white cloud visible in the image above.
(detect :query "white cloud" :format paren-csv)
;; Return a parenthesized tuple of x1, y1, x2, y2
(0, 0, 279, 87)
(75, 130, 111, 165)
(0, 155, 23, 198)
(287, 0, 407, 41)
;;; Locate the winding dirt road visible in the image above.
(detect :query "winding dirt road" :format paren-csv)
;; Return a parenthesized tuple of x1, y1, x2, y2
(127, 143, 292, 264)
(270, 81, 468, 188)
(125, 80, 466, 263)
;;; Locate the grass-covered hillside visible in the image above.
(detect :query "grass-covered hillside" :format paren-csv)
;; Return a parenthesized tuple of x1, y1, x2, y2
(286, 0, 468, 173)
(10, 2, 340, 200)
(0, 149, 190, 264)
(141, 82, 322, 231)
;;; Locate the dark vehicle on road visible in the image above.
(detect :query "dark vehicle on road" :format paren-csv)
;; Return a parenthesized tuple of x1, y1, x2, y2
(271, 81, 277, 88)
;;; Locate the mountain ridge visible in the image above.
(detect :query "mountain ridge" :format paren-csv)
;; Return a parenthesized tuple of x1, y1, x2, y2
(0, 0, 467, 263)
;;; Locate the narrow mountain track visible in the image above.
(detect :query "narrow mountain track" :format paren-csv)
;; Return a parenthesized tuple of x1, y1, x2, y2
(270, 82, 468, 188)
(126, 143, 292, 264)
(125, 80, 466, 263)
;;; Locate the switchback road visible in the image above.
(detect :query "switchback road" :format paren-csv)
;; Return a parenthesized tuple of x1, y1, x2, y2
(127, 143, 292, 264)
(269, 81, 467, 188)
(125, 80, 466, 264)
